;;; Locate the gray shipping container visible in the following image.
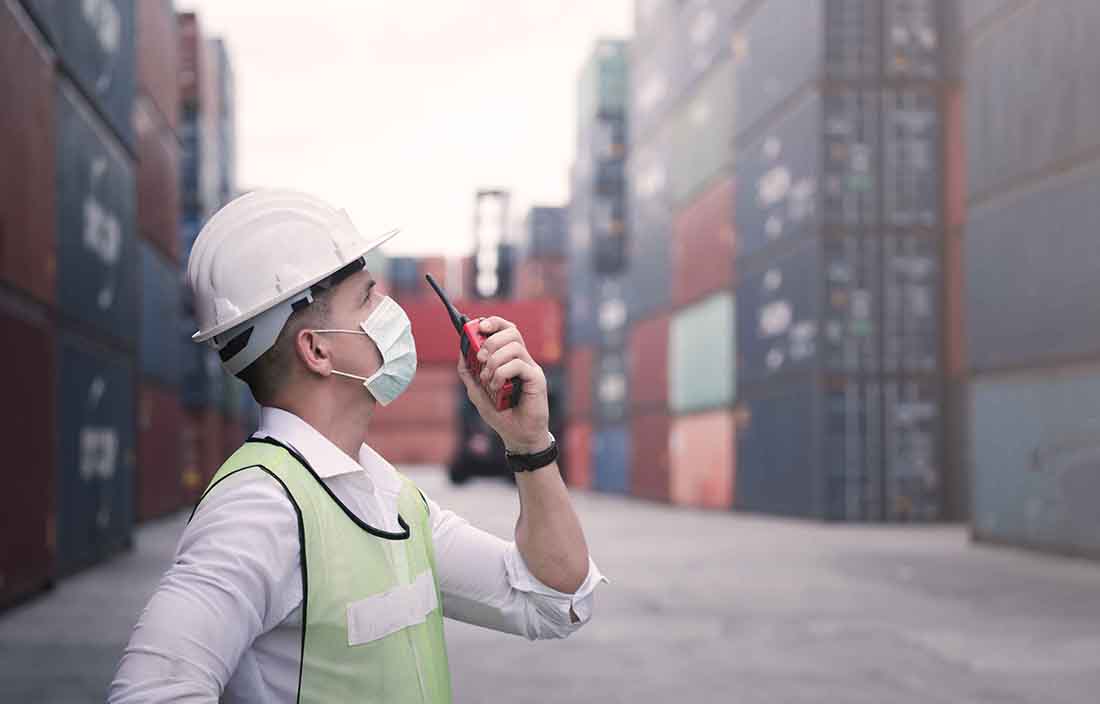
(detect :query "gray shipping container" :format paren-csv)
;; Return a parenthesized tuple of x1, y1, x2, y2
(737, 375, 886, 521)
(883, 376, 941, 521)
(56, 332, 135, 575)
(594, 275, 629, 351)
(139, 239, 181, 386)
(959, 0, 1024, 38)
(525, 206, 568, 258)
(626, 140, 674, 321)
(20, 0, 136, 147)
(594, 347, 629, 426)
(971, 365, 1100, 558)
(56, 79, 138, 347)
(567, 181, 599, 346)
(967, 158, 1100, 373)
(966, 0, 1100, 202)
(180, 314, 226, 410)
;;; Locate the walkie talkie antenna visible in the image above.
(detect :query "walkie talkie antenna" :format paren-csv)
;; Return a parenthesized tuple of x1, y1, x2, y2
(425, 274, 467, 334)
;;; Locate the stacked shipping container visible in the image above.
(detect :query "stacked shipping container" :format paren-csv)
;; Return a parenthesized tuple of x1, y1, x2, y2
(963, 0, 1100, 558)
(568, 40, 630, 492)
(516, 206, 568, 301)
(733, 0, 957, 521)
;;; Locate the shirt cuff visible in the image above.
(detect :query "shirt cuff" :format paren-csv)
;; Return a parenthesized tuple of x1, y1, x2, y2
(503, 546, 609, 638)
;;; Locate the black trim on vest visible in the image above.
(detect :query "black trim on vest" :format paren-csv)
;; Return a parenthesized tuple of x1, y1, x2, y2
(246, 435, 412, 541)
(188, 465, 310, 703)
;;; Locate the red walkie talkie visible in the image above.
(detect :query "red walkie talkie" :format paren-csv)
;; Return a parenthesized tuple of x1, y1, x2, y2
(426, 274, 523, 411)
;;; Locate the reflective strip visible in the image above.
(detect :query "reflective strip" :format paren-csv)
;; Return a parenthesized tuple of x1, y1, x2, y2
(346, 570, 438, 646)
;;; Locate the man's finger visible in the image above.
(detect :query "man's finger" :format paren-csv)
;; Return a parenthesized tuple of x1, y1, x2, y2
(478, 316, 517, 336)
(488, 358, 542, 395)
(479, 341, 532, 386)
(477, 326, 523, 360)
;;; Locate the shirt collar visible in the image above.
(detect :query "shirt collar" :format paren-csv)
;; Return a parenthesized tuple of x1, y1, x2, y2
(255, 406, 403, 495)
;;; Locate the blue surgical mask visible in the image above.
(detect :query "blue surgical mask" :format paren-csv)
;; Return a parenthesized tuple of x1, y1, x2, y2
(312, 296, 418, 405)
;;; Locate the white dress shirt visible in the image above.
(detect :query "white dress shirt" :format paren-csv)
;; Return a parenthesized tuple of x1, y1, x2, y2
(109, 407, 605, 703)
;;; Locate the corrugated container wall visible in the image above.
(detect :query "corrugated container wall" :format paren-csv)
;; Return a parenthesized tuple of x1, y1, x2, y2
(133, 96, 180, 262)
(568, 346, 594, 419)
(669, 292, 734, 414)
(672, 176, 734, 308)
(965, 0, 1100, 204)
(20, 0, 136, 147)
(971, 366, 1100, 559)
(136, 0, 179, 132)
(630, 413, 670, 502)
(404, 298, 563, 366)
(671, 410, 735, 509)
(566, 423, 593, 490)
(136, 383, 183, 521)
(140, 240, 181, 386)
(0, 3, 56, 305)
(667, 56, 735, 207)
(0, 302, 55, 606)
(56, 80, 138, 348)
(592, 425, 630, 494)
(593, 348, 629, 426)
(524, 206, 568, 258)
(628, 313, 669, 413)
(55, 334, 135, 575)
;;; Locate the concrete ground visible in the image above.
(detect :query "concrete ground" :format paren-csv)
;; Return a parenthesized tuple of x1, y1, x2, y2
(1, 468, 1098, 703)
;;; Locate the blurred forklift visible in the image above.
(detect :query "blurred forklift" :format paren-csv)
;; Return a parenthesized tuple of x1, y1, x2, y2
(449, 190, 569, 484)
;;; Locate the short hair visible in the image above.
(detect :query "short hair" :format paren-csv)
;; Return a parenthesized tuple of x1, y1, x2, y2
(238, 288, 335, 405)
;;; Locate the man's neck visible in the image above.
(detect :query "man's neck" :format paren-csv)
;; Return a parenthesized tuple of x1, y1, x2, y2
(272, 395, 372, 461)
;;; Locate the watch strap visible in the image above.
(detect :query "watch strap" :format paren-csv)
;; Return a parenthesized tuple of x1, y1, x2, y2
(505, 438, 559, 473)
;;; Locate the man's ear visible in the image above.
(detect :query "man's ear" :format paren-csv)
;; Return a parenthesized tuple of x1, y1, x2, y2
(296, 328, 332, 376)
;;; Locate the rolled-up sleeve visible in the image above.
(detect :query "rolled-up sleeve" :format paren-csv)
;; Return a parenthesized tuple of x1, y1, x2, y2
(426, 497, 607, 641)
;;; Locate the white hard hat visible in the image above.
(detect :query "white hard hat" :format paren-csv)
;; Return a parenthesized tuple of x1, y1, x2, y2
(188, 189, 398, 376)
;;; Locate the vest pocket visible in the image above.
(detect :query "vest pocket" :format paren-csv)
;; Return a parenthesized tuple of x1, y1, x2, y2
(346, 569, 438, 646)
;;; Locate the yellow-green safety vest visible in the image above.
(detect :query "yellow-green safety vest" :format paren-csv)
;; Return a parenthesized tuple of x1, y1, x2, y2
(194, 437, 453, 703)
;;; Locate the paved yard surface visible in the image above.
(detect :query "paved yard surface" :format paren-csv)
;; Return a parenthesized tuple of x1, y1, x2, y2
(2, 469, 1097, 703)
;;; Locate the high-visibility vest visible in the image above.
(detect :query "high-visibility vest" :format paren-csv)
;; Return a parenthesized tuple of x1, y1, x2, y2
(195, 437, 453, 703)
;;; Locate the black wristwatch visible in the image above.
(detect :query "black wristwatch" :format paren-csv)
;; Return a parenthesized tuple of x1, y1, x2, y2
(505, 433, 558, 473)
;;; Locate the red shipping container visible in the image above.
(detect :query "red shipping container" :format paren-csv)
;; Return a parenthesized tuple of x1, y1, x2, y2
(0, 4, 56, 305)
(137, 0, 180, 132)
(177, 13, 201, 106)
(367, 424, 457, 467)
(222, 416, 248, 461)
(631, 413, 671, 502)
(181, 407, 224, 502)
(418, 257, 447, 298)
(568, 346, 594, 419)
(370, 364, 458, 429)
(0, 304, 56, 607)
(629, 314, 670, 413)
(670, 410, 735, 509)
(672, 177, 735, 307)
(134, 96, 181, 263)
(137, 383, 184, 521)
(516, 256, 567, 300)
(406, 298, 563, 366)
(943, 86, 966, 231)
(565, 423, 592, 490)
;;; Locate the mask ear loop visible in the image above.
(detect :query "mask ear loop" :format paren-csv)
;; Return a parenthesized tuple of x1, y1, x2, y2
(311, 329, 381, 386)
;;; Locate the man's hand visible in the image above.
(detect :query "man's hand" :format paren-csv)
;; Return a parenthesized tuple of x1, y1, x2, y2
(456, 316, 551, 454)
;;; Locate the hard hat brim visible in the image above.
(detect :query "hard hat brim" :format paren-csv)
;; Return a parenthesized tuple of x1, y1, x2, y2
(191, 227, 400, 342)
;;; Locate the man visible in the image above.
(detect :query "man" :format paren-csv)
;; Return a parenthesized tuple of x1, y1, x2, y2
(109, 190, 604, 702)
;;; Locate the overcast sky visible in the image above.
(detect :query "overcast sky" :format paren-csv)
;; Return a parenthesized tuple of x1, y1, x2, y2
(178, 1, 632, 256)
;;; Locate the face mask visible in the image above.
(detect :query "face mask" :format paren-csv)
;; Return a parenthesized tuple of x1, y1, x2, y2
(312, 296, 417, 405)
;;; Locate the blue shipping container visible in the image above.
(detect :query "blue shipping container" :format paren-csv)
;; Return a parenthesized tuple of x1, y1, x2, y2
(593, 425, 630, 494)
(180, 315, 226, 410)
(967, 158, 1100, 372)
(593, 348, 629, 426)
(140, 240, 182, 386)
(56, 80, 138, 347)
(971, 366, 1100, 558)
(20, 0, 136, 147)
(56, 333, 135, 575)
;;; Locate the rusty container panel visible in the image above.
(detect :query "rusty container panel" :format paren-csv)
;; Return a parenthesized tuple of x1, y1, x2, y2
(136, 0, 179, 132)
(405, 298, 563, 366)
(566, 422, 592, 490)
(136, 382, 183, 521)
(670, 409, 735, 509)
(180, 406, 223, 502)
(0, 302, 56, 606)
(568, 346, 594, 420)
(672, 176, 735, 307)
(367, 423, 457, 468)
(55, 332, 136, 576)
(628, 313, 669, 413)
(370, 364, 458, 429)
(0, 3, 56, 304)
(631, 412, 671, 502)
(134, 95, 180, 262)
(943, 86, 966, 231)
